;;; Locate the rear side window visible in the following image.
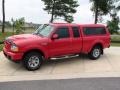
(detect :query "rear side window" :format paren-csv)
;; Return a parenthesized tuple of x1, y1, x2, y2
(55, 27, 70, 39)
(72, 27, 80, 38)
(83, 27, 106, 35)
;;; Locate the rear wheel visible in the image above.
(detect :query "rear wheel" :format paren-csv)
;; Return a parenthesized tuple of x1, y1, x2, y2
(23, 52, 43, 71)
(88, 46, 102, 60)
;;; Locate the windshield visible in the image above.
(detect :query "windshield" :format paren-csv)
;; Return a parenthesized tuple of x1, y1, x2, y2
(34, 24, 54, 37)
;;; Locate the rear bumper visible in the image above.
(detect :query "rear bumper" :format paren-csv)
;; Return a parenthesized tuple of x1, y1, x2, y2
(3, 47, 23, 62)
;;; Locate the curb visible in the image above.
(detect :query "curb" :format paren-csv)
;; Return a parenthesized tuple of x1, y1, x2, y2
(1, 72, 120, 82)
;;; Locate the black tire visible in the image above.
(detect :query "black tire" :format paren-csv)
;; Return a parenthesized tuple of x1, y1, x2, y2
(88, 46, 102, 60)
(23, 52, 43, 71)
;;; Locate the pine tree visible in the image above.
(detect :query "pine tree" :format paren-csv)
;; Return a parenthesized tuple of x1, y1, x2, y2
(42, 0, 79, 23)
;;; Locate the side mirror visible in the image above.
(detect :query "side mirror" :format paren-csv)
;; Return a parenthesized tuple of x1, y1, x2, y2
(52, 34, 59, 40)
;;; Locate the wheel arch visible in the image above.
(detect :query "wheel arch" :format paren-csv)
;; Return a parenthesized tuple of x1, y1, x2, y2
(22, 49, 45, 60)
(90, 43, 103, 54)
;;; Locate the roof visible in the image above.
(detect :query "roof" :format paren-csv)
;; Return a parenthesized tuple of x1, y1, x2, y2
(79, 24, 105, 27)
(50, 23, 105, 27)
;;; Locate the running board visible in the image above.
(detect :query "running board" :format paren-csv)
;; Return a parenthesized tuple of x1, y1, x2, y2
(50, 54, 79, 60)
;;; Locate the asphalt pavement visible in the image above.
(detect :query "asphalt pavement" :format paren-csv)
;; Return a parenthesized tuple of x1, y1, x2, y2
(0, 77, 120, 90)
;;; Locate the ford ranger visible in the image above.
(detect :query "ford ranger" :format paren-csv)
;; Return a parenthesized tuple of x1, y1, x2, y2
(3, 23, 110, 71)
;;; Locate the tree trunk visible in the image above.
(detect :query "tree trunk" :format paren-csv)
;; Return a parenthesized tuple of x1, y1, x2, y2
(50, 12, 54, 23)
(94, 4, 98, 24)
(50, 0, 55, 23)
(2, 0, 5, 33)
(94, 8, 98, 24)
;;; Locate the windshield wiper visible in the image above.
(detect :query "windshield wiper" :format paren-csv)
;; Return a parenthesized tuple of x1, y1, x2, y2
(33, 33, 44, 37)
(38, 33, 44, 37)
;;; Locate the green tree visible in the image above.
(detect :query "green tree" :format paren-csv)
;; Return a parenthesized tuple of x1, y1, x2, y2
(107, 1, 120, 34)
(14, 18, 25, 34)
(107, 16, 119, 34)
(90, 0, 118, 24)
(2, 0, 5, 33)
(42, 0, 79, 23)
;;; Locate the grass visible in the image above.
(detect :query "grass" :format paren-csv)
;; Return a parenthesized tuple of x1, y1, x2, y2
(111, 43, 120, 47)
(0, 28, 35, 51)
(0, 32, 13, 52)
(111, 35, 120, 42)
(0, 44, 3, 51)
(0, 32, 14, 42)
(111, 35, 120, 47)
(0, 28, 35, 42)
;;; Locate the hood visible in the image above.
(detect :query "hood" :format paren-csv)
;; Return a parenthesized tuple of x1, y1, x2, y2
(7, 34, 40, 41)
(6, 34, 48, 45)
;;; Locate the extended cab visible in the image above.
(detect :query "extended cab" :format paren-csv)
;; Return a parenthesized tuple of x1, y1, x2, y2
(3, 23, 110, 71)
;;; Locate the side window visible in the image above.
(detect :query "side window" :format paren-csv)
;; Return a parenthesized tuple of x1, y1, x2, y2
(55, 27, 70, 39)
(72, 27, 80, 38)
(83, 27, 106, 35)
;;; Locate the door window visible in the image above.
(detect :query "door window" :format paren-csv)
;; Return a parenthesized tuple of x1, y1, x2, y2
(72, 27, 80, 38)
(55, 27, 70, 39)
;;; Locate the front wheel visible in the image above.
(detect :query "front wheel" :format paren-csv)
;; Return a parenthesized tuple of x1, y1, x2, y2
(23, 52, 43, 71)
(88, 46, 102, 60)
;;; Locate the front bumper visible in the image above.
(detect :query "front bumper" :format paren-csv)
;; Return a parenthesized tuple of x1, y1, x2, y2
(3, 47, 23, 62)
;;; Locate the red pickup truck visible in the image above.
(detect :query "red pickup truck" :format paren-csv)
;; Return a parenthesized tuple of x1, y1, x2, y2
(3, 23, 110, 71)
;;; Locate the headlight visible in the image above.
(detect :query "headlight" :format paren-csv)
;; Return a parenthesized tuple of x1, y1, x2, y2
(11, 44, 19, 52)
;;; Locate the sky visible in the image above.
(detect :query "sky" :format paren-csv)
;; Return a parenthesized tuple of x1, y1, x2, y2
(0, 0, 119, 24)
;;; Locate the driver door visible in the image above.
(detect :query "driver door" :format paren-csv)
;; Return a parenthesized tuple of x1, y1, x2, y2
(48, 26, 72, 57)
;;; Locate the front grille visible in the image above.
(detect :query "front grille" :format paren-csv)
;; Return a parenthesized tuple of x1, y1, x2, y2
(5, 39, 13, 44)
(4, 39, 12, 51)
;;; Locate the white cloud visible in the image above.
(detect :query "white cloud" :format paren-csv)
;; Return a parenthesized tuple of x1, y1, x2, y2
(0, 0, 120, 24)
(73, 2, 94, 24)
(0, 0, 50, 23)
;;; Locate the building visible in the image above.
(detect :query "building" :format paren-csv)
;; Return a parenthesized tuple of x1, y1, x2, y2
(24, 22, 40, 29)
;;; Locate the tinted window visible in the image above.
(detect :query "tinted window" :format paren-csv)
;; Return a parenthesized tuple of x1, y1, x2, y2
(72, 27, 80, 38)
(55, 27, 70, 39)
(84, 27, 106, 35)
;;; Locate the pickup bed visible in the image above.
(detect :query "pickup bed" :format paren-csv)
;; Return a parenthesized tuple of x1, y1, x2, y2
(3, 23, 110, 71)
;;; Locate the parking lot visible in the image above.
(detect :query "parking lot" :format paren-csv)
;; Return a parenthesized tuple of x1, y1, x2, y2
(0, 47, 120, 82)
